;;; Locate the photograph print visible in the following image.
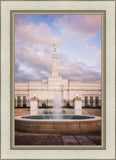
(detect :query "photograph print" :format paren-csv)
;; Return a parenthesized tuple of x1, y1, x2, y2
(14, 14, 102, 146)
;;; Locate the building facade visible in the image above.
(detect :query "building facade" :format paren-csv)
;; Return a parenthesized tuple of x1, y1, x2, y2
(15, 45, 101, 107)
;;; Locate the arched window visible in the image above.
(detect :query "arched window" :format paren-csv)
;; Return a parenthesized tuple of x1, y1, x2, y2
(90, 96, 93, 106)
(17, 96, 21, 107)
(95, 97, 99, 107)
(23, 96, 27, 107)
(85, 96, 88, 106)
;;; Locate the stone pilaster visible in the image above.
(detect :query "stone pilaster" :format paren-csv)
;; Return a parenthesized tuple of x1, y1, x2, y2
(93, 97, 95, 107)
(74, 97, 82, 115)
(30, 97, 38, 115)
(21, 96, 23, 107)
(88, 96, 90, 106)
(26, 97, 29, 107)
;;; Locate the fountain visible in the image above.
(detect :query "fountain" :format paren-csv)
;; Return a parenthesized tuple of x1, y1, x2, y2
(15, 44, 101, 134)
(53, 91, 63, 119)
(15, 94, 101, 134)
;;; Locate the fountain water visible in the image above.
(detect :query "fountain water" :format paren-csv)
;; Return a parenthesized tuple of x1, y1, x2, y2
(16, 94, 101, 133)
(53, 91, 63, 119)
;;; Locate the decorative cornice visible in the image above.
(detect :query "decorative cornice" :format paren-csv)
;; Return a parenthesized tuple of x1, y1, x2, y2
(15, 89, 101, 92)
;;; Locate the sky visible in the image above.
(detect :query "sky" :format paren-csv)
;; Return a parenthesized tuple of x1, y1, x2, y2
(15, 14, 101, 82)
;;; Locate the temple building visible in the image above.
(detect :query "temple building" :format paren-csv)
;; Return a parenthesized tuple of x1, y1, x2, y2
(15, 45, 101, 108)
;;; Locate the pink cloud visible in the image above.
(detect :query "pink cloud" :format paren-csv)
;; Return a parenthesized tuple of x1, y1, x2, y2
(15, 42, 101, 82)
(84, 15, 101, 32)
(15, 42, 52, 72)
(15, 20, 62, 46)
(15, 15, 101, 82)
(53, 15, 101, 40)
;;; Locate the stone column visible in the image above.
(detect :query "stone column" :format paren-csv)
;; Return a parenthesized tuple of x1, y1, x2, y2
(30, 97, 38, 115)
(28, 98, 30, 107)
(93, 97, 95, 107)
(88, 96, 90, 106)
(21, 96, 23, 107)
(74, 96, 82, 115)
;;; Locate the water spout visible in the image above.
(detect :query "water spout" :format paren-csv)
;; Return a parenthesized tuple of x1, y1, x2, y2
(53, 92, 63, 119)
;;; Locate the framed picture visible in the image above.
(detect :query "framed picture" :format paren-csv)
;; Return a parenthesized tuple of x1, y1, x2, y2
(0, 0, 115, 160)
(13, 11, 103, 148)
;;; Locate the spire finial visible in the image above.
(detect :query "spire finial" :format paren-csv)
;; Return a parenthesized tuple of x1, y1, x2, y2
(53, 43, 56, 52)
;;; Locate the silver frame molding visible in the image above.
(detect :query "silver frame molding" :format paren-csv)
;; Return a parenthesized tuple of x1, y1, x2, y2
(0, 0, 115, 160)
(10, 10, 106, 150)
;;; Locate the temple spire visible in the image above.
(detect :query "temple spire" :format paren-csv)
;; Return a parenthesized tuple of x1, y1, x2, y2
(51, 44, 59, 76)
(53, 43, 56, 52)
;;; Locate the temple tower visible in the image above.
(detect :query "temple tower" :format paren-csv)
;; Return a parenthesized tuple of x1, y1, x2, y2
(48, 44, 63, 87)
(51, 44, 59, 76)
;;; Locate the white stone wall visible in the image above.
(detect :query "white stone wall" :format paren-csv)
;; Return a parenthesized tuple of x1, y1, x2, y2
(15, 50, 101, 107)
(15, 78, 101, 107)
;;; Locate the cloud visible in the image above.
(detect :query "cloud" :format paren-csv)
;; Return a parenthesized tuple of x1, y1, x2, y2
(15, 57, 51, 82)
(15, 15, 101, 82)
(15, 42, 53, 71)
(53, 15, 101, 41)
(58, 54, 101, 82)
(85, 44, 101, 58)
(15, 42, 101, 82)
(15, 14, 101, 47)
(15, 18, 62, 46)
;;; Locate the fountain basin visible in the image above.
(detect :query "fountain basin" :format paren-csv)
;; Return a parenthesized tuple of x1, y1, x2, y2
(15, 115, 101, 134)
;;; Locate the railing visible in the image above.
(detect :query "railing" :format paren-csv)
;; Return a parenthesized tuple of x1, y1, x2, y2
(15, 99, 101, 108)
(82, 100, 101, 107)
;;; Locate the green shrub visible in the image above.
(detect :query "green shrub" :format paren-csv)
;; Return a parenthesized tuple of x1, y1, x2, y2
(48, 111, 53, 114)
(43, 110, 53, 114)
(42, 103, 46, 107)
(43, 110, 49, 114)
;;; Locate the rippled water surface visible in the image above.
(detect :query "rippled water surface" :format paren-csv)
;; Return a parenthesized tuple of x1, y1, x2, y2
(22, 115, 95, 120)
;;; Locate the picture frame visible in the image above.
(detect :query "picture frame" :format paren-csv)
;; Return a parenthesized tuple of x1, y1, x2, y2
(11, 10, 105, 150)
(0, 0, 115, 160)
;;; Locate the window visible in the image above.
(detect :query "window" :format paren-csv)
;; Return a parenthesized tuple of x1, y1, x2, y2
(95, 97, 99, 107)
(23, 96, 27, 107)
(17, 96, 21, 107)
(85, 96, 88, 106)
(90, 96, 93, 106)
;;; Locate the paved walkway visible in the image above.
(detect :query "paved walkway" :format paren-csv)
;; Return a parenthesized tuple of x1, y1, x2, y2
(15, 132, 101, 145)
